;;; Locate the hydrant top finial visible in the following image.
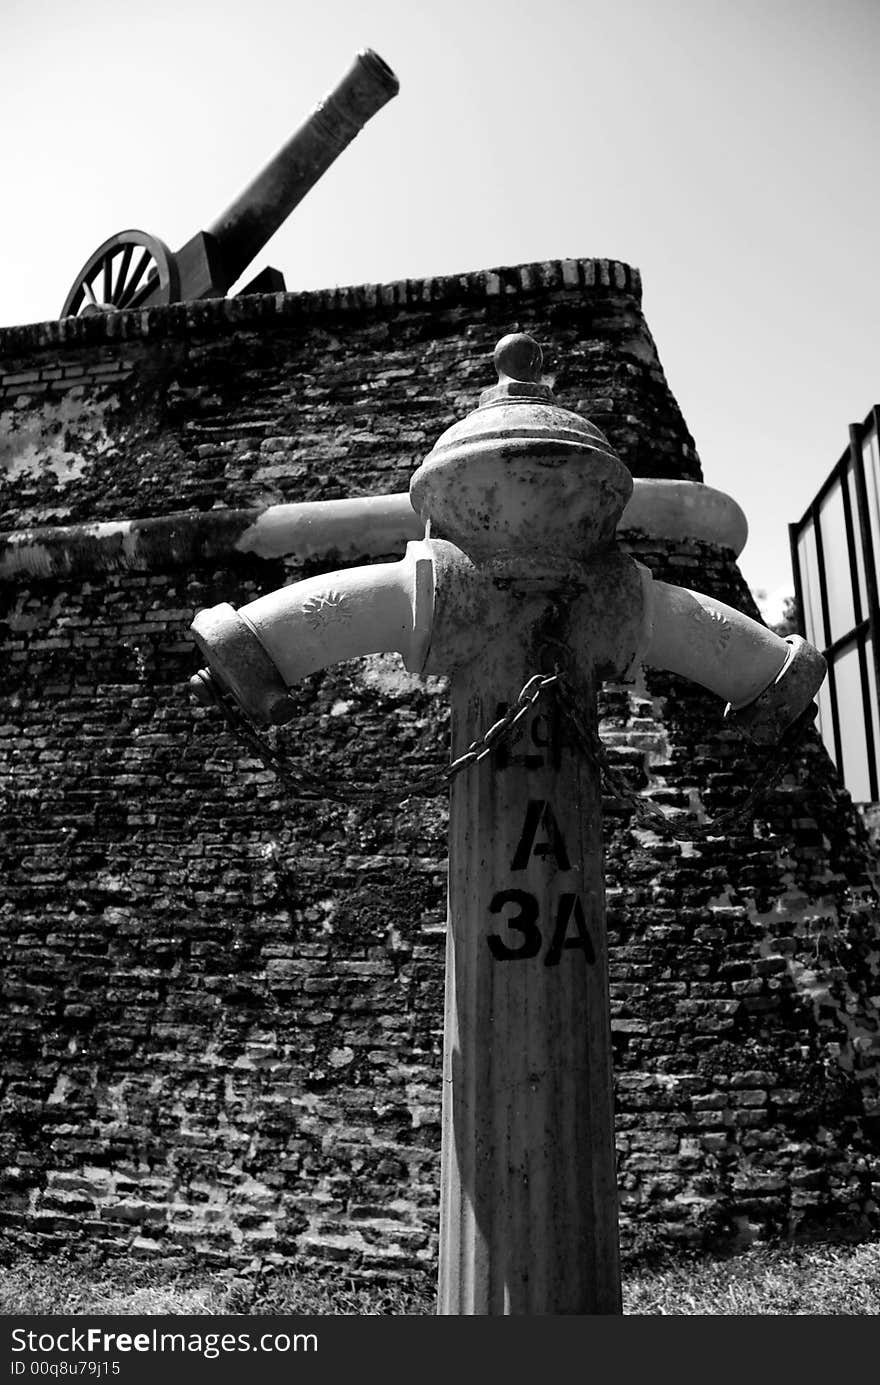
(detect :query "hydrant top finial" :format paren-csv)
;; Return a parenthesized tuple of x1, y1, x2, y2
(480, 333, 553, 405)
(496, 333, 541, 381)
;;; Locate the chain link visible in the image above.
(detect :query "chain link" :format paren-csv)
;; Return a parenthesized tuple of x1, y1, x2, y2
(197, 669, 814, 835)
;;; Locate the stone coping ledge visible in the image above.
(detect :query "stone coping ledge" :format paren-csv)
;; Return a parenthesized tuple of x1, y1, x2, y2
(0, 258, 640, 361)
(0, 480, 746, 584)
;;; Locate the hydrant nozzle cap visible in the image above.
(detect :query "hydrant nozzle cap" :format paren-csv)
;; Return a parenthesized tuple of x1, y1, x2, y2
(479, 333, 554, 406)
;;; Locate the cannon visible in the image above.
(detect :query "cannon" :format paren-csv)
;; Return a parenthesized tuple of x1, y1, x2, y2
(60, 48, 399, 318)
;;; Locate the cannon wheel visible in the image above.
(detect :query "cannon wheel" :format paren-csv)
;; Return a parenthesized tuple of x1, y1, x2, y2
(61, 230, 180, 318)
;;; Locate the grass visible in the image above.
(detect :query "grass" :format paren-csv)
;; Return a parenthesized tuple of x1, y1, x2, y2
(623, 1239, 880, 1315)
(2, 1238, 879, 1315)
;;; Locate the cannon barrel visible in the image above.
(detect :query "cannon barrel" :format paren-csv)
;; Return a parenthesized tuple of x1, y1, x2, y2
(202, 48, 399, 291)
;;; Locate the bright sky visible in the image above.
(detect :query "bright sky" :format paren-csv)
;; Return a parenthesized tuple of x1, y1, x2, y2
(2, 0, 878, 616)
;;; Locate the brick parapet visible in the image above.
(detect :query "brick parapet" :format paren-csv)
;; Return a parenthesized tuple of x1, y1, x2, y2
(0, 258, 641, 363)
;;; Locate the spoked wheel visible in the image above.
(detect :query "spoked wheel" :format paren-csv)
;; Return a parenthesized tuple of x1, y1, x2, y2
(61, 229, 180, 317)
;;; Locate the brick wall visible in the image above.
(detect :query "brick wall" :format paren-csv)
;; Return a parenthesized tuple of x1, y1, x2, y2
(0, 258, 695, 533)
(1, 258, 879, 1281)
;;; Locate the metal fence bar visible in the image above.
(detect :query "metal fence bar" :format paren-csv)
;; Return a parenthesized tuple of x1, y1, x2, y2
(811, 495, 844, 775)
(788, 522, 805, 637)
(851, 418, 880, 799)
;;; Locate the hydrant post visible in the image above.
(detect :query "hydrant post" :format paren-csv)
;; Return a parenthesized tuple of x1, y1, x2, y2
(441, 650, 621, 1313)
(411, 335, 644, 1314)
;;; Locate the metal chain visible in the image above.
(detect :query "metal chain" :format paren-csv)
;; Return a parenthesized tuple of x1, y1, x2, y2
(197, 670, 557, 807)
(198, 669, 814, 834)
(552, 679, 816, 841)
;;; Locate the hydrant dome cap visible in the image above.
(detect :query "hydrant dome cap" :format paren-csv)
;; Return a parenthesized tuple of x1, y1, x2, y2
(410, 333, 633, 561)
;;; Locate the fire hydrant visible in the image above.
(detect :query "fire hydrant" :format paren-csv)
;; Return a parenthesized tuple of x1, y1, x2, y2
(189, 333, 826, 1315)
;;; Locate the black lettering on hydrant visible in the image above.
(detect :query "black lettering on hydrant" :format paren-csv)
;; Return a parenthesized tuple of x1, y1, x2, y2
(510, 799, 572, 871)
(486, 889, 542, 960)
(487, 890, 595, 967)
(544, 892, 595, 967)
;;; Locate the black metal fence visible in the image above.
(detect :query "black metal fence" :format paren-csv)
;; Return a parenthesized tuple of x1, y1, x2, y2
(790, 404, 880, 803)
